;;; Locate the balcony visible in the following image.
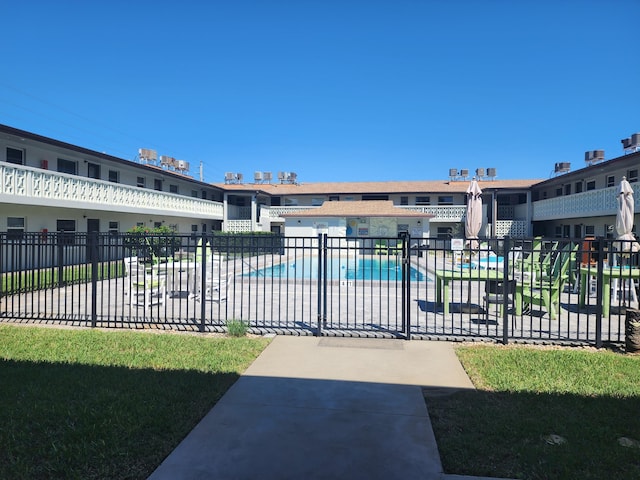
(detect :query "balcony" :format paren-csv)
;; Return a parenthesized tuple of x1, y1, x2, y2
(0, 162, 223, 219)
(532, 184, 640, 221)
(261, 205, 470, 222)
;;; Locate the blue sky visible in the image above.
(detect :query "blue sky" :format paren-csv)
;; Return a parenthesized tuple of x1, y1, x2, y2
(1, 1, 638, 184)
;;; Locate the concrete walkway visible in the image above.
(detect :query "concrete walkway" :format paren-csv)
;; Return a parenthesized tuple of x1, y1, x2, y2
(148, 336, 511, 480)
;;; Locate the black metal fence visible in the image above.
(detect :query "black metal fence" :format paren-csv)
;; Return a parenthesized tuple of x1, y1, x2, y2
(1, 232, 638, 346)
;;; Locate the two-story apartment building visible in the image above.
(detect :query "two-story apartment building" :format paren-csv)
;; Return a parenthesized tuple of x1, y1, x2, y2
(530, 150, 640, 239)
(216, 178, 537, 240)
(1, 123, 638, 242)
(0, 124, 225, 237)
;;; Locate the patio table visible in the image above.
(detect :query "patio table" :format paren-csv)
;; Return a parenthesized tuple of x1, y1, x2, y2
(434, 269, 503, 316)
(579, 266, 640, 317)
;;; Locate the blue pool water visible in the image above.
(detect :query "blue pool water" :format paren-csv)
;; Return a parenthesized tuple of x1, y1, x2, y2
(247, 257, 426, 281)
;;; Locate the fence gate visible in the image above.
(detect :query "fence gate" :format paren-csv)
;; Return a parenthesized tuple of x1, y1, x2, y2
(316, 234, 411, 339)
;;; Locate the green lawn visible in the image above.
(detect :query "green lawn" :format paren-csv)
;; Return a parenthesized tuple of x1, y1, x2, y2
(427, 344, 640, 480)
(0, 325, 270, 480)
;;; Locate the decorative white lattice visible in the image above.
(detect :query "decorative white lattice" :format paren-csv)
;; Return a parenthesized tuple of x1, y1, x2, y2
(0, 163, 223, 218)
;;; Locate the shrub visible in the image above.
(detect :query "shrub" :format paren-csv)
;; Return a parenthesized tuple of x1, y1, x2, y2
(226, 319, 249, 337)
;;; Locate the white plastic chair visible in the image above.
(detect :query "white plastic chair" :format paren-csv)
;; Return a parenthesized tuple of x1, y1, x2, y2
(124, 257, 166, 309)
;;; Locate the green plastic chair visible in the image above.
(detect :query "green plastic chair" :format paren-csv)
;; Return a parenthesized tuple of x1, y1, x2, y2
(516, 243, 578, 320)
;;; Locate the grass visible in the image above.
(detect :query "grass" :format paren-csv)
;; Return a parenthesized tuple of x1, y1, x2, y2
(1, 261, 124, 294)
(427, 344, 640, 480)
(0, 325, 270, 480)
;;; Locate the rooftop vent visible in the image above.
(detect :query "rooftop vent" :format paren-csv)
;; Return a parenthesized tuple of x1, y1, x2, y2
(139, 148, 158, 164)
(278, 172, 298, 184)
(475, 168, 485, 178)
(621, 133, 640, 153)
(486, 167, 497, 179)
(224, 172, 243, 184)
(584, 150, 605, 165)
(554, 162, 571, 174)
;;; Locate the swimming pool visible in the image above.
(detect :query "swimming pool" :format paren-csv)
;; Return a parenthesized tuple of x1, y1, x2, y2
(246, 257, 426, 281)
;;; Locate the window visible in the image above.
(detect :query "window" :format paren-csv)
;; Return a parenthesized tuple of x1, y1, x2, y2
(153, 222, 162, 229)
(108, 170, 119, 183)
(137, 176, 146, 188)
(169, 184, 178, 193)
(415, 196, 430, 205)
(554, 226, 562, 238)
(362, 194, 388, 201)
(586, 180, 596, 191)
(191, 190, 198, 198)
(7, 217, 25, 240)
(154, 179, 162, 191)
(201, 190, 207, 200)
(575, 181, 583, 193)
(437, 226, 453, 239)
(108, 221, 119, 235)
(6, 147, 24, 165)
(57, 158, 77, 175)
(400, 196, 408, 206)
(329, 195, 339, 201)
(628, 169, 638, 183)
(555, 187, 563, 197)
(542, 191, 548, 199)
(563, 225, 570, 238)
(438, 196, 453, 205)
(585, 225, 595, 236)
(311, 197, 324, 206)
(606, 175, 615, 187)
(564, 184, 571, 195)
(191, 224, 198, 232)
(284, 197, 298, 206)
(87, 162, 101, 179)
(57, 219, 76, 244)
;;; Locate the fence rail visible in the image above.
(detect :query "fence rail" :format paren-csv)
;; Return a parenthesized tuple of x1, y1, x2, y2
(1, 232, 638, 346)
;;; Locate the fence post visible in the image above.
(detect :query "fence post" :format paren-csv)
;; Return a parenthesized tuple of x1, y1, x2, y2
(316, 234, 326, 336)
(595, 237, 605, 348)
(398, 232, 411, 340)
(199, 233, 207, 333)
(89, 232, 99, 328)
(501, 236, 511, 344)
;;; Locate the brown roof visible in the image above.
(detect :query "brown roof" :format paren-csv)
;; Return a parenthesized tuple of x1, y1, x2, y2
(281, 200, 433, 218)
(213, 179, 541, 195)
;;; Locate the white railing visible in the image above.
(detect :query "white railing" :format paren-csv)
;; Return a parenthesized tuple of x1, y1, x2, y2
(261, 205, 470, 222)
(262, 206, 318, 218)
(400, 205, 468, 221)
(532, 184, 640, 221)
(0, 162, 223, 218)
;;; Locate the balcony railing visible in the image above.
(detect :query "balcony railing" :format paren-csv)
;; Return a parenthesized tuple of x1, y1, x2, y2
(532, 183, 640, 221)
(261, 205, 470, 222)
(1, 163, 223, 219)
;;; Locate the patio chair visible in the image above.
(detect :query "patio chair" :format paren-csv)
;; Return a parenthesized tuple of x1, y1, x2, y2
(483, 279, 515, 319)
(515, 243, 577, 320)
(195, 270, 233, 303)
(124, 257, 166, 309)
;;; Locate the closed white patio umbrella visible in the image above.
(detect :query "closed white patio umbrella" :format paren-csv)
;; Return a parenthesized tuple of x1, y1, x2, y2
(465, 179, 483, 250)
(616, 176, 640, 253)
